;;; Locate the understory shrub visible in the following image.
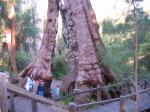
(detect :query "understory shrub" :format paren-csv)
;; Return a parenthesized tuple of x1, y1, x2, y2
(52, 50, 68, 79)
(16, 48, 32, 71)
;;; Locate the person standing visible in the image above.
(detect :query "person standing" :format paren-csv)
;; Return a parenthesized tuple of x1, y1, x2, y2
(25, 77, 34, 92)
(37, 80, 44, 96)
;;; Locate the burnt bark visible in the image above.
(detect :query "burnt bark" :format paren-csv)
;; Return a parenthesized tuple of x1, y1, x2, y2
(19, 0, 59, 83)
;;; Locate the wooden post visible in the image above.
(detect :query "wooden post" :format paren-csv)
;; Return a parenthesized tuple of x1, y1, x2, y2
(10, 93, 15, 112)
(97, 85, 101, 101)
(0, 74, 8, 112)
(120, 96, 125, 112)
(69, 102, 76, 112)
(74, 89, 80, 103)
(31, 99, 38, 112)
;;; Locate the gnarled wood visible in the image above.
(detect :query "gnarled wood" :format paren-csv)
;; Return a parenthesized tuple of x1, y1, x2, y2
(19, 0, 59, 82)
(60, 0, 115, 103)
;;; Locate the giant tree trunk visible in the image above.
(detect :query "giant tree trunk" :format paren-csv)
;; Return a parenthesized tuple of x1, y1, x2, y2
(71, 0, 104, 86)
(60, 0, 115, 103)
(60, 0, 104, 103)
(19, 0, 59, 83)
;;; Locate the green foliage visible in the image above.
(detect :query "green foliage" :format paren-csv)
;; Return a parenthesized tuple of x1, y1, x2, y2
(0, 1, 10, 40)
(19, 9, 40, 38)
(52, 51, 68, 79)
(102, 19, 131, 34)
(1, 48, 32, 72)
(139, 33, 150, 72)
(0, 51, 16, 76)
(101, 5, 150, 80)
(62, 96, 74, 105)
(102, 34, 134, 79)
(16, 48, 32, 71)
(140, 39, 150, 57)
(2, 51, 11, 70)
(15, 1, 40, 52)
(102, 19, 115, 34)
(0, 1, 9, 25)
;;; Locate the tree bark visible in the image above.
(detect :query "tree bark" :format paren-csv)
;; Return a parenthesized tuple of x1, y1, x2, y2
(11, 0, 18, 74)
(60, 0, 78, 93)
(60, 0, 104, 103)
(19, 0, 59, 83)
(71, 0, 104, 86)
(82, 0, 115, 83)
(60, 0, 115, 103)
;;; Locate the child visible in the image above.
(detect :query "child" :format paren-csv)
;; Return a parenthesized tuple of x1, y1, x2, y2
(25, 77, 34, 92)
(37, 80, 44, 96)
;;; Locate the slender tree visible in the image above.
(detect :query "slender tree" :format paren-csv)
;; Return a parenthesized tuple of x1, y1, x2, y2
(133, 0, 140, 111)
(8, 0, 18, 73)
(0, 0, 18, 73)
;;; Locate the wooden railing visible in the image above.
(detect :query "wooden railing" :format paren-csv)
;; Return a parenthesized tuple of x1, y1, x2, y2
(68, 78, 150, 112)
(69, 87, 150, 112)
(0, 74, 64, 112)
(56, 77, 132, 101)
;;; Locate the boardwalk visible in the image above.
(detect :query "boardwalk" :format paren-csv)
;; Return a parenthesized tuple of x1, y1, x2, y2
(7, 96, 68, 112)
(1, 74, 150, 112)
(82, 92, 150, 112)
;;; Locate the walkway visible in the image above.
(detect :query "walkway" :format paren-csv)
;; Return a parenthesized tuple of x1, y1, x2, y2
(82, 92, 150, 112)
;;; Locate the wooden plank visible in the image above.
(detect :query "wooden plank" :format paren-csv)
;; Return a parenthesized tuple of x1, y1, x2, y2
(120, 96, 125, 112)
(82, 93, 150, 112)
(69, 102, 76, 112)
(75, 82, 126, 95)
(0, 74, 8, 112)
(10, 93, 15, 112)
(31, 99, 38, 112)
(97, 85, 101, 101)
(74, 89, 80, 103)
(76, 87, 150, 109)
(7, 83, 63, 107)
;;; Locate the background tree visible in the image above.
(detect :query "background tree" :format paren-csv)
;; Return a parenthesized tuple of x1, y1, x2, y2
(0, 0, 40, 74)
(0, 0, 18, 74)
(102, 1, 150, 80)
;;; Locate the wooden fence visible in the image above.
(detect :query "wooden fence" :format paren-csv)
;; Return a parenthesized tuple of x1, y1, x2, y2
(69, 87, 150, 112)
(55, 77, 132, 101)
(0, 74, 65, 112)
(1, 73, 150, 112)
(68, 78, 150, 112)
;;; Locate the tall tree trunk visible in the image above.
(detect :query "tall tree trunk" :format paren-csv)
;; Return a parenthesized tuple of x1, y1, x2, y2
(60, 0, 104, 103)
(19, 0, 59, 83)
(60, 0, 115, 103)
(60, 0, 78, 93)
(71, 0, 104, 86)
(11, 0, 17, 73)
(7, 0, 18, 73)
